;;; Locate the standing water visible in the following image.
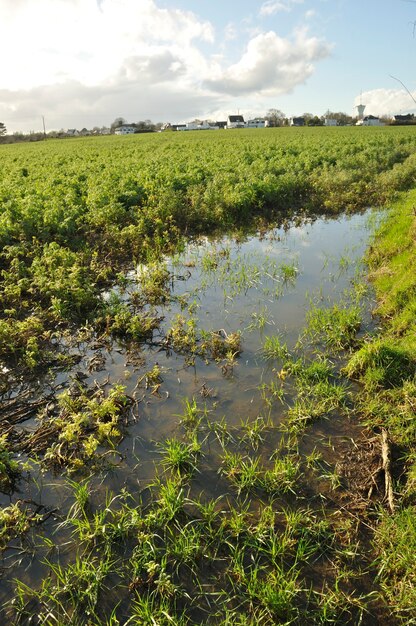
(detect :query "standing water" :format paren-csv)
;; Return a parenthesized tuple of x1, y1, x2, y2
(0, 210, 378, 624)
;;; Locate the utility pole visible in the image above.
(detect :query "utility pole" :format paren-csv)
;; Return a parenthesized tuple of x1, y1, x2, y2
(42, 115, 46, 139)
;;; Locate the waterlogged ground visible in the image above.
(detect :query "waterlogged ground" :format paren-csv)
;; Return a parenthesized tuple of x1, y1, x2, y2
(0, 210, 385, 624)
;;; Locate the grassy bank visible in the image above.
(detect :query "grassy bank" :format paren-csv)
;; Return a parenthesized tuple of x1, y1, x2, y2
(345, 189, 416, 623)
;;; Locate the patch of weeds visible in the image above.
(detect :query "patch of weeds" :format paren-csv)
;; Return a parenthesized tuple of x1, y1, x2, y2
(61, 481, 142, 548)
(0, 433, 21, 491)
(242, 563, 302, 624)
(129, 594, 188, 626)
(374, 506, 416, 622)
(279, 261, 298, 283)
(159, 437, 201, 477)
(246, 307, 273, 332)
(166, 314, 198, 355)
(288, 355, 335, 386)
(135, 260, 172, 305)
(313, 582, 372, 625)
(200, 245, 231, 275)
(138, 363, 163, 394)
(263, 455, 300, 495)
(343, 338, 415, 390)
(99, 292, 161, 340)
(259, 378, 285, 407)
(207, 415, 234, 449)
(305, 302, 361, 350)
(13, 550, 115, 626)
(0, 502, 31, 550)
(35, 382, 131, 471)
(201, 330, 242, 361)
(177, 396, 203, 430)
(166, 316, 242, 370)
(0, 315, 52, 369)
(220, 452, 263, 495)
(147, 476, 186, 526)
(262, 335, 290, 362)
(240, 415, 269, 450)
(281, 353, 348, 433)
(285, 377, 347, 433)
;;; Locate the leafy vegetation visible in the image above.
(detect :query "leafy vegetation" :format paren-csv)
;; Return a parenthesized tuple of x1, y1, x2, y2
(0, 129, 415, 624)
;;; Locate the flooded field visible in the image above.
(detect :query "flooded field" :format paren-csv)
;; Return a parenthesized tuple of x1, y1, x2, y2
(0, 209, 384, 624)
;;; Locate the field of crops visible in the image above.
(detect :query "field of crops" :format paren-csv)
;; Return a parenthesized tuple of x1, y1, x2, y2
(0, 127, 416, 625)
(1, 126, 416, 371)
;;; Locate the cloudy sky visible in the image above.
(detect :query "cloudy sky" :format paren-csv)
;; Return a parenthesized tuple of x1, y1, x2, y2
(1, 0, 416, 132)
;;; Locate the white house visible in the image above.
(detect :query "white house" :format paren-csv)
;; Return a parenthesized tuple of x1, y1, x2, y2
(114, 125, 136, 135)
(324, 118, 337, 126)
(177, 120, 220, 131)
(246, 119, 267, 128)
(290, 117, 305, 127)
(361, 115, 384, 126)
(226, 115, 245, 129)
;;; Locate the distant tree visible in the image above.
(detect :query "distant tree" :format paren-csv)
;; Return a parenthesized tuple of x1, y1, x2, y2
(302, 112, 314, 124)
(306, 115, 324, 127)
(0, 122, 6, 137)
(110, 117, 127, 132)
(380, 115, 393, 125)
(324, 111, 353, 126)
(135, 119, 155, 131)
(265, 109, 285, 127)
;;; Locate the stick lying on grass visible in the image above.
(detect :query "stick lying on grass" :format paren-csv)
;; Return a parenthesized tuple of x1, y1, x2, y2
(381, 428, 395, 513)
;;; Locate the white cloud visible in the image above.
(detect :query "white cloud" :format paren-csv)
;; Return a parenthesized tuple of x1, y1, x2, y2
(354, 89, 416, 117)
(0, 0, 214, 91)
(260, 0, 304, 17)
(205, 29, 331, 97)
(0, 0, 331, 131)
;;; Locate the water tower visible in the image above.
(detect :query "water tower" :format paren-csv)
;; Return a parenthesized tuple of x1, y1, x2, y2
(356, 103, 366, 120)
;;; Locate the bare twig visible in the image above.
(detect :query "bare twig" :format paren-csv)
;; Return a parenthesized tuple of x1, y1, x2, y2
(389, 74, 416, 107)
(381, 428, 395, 513)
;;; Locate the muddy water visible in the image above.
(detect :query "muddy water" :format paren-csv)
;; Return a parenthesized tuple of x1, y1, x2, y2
(0, 210, 376, 608)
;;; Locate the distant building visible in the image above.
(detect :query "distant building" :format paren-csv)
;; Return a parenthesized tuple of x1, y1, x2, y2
(356, 104, 366, 121)
(324, 118, 337, 126)
(393, 114, 415, 125)
(246, 118, 268, 128)
(290, 117, 305, 127)
(66, 129, 80, 136)
(176, 120, 219, 131)
(226, 115, 245, 129)
(361, 115, 384, 126)
(114, 125, 136, 135)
